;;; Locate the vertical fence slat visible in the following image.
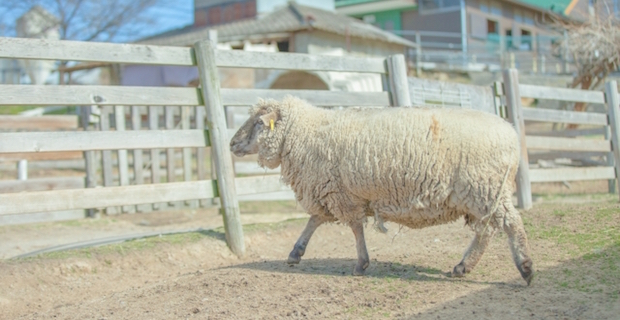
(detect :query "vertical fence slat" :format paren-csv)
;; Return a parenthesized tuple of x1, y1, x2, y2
(100, 106, 118, 214)
(194, 39, 245, 257)
(114, 105, 134, 213)
(195, 106, 209, 207)
(386, 54, 412, 107)
(148, 106, 161, 210)
(503, 69, 533, 210)
(182, 106, 198, 208)
(605, 81, 620, 201)
(131, 105, 151, 212)
(81, 105, 97, 217)
(605, 125, 617, 193)
(165, 106, 181, 208)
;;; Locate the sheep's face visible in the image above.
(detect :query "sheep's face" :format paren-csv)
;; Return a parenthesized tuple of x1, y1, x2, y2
(229, 108, 278, 158)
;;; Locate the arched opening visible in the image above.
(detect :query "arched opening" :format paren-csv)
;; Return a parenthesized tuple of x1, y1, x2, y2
(269, 71, 329, 90)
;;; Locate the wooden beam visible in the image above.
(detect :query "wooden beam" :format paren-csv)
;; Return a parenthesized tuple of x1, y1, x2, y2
(215, 50, 387, 74)
(0, 130, 209, 153)
(503, 69, 532, 210)
(386, 54, 412, 107)
(0, 37, 195, 66)
(525, 136, 611, 152)
(0, 177, 84, 193)
(220, 89, 390, 107)
(605, 80, 620, 201)
(0, 115, 78, 130)
(0, 151, 83, 161)
(519, 84, 605, 104)
(522, 107, 608, 126)
(0, 85, 201, 106)
(195, 40, 245, 257)
(530, 167, 615, 183)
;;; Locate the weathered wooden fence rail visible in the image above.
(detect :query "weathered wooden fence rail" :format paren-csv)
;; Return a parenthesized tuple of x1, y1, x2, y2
(497, 69, 620, 210)
(0, 36, 410, 257)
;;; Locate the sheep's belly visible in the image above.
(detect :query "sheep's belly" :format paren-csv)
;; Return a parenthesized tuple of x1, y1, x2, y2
(379, 206, 465, 230)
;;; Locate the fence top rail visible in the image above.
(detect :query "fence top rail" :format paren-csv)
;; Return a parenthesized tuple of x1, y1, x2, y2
(518, 84, 606, 104)
(0, 85, 391, 107)
(0, 37, 388, 73)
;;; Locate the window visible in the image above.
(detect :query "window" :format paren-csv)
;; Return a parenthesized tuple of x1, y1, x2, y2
(520, 29, 532, 50)
(480, 0, 501, 16)
(420, 0, 460, 11)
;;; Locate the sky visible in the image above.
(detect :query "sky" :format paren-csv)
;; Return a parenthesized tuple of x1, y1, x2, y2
(0, 0, 194, 43)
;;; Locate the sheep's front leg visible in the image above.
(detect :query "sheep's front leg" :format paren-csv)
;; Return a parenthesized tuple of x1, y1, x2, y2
(351, 220, 370, 276)
(287, 215, 323, 265)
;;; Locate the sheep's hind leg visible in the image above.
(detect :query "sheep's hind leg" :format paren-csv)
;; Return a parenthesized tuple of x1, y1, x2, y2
(503, 206, 534, 285)
(287, 215, 323, 265)
(350, 220, 370, 276)
(452, 219, 496, 278)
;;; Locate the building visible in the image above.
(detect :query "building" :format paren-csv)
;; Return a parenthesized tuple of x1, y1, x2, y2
(127, 1, 416, 91)
(335, 0, 580, 72)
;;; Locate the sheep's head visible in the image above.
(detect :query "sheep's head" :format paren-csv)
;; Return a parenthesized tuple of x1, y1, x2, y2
(229, 99, 283, 169)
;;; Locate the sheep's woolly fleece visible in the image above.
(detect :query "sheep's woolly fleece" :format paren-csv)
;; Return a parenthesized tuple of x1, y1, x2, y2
(251, 96, 520, 232)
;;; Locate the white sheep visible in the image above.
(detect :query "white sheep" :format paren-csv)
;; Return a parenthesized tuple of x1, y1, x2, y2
(230, 96, 533, 285)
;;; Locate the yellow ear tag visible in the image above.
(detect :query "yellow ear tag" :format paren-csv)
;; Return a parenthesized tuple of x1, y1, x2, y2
(269, 119, 274, 131)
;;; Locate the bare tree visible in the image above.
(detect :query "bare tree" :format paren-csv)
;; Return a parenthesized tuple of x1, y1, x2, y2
(0, 0, 163, 42)
(550, 5, 620, 128)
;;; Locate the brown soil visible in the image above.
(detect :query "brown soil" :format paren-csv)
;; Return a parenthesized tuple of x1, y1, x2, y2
(1, 186, 620, 320)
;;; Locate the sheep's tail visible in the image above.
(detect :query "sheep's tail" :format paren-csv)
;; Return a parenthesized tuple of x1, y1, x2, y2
(479, 164, 512, 238)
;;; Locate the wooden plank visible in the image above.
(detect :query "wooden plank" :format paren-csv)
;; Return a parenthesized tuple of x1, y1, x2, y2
(605, 81, 620, 201)
(238, 191, 296, 202)
(0, 37, 387, 73)
(0, 210, 86, 226)
(522, 108, 608, 126)
(527, 128, 606, 137)
(195, 106, 208, 207)
(0, 37, 195, 66)
(16, 160, 27, 180)
(0, 151, 83, 161)
(0, 180, 216, 215)
(215, 49, 387, 74)
(195, 40, 245, 257)
(165, 106, 181, 209)
(148, 106, 162, 210)
(114, 105, 133, 213)
(80, 106, 96, 218)
(220, 89, 390, 107)
(525, 136, 611, 152)
(0, 115, 78, 130)
(181, 106, 198, 208)
(0, 85, 201, 106)
(605, 125, 617, 193)
(519, 84, 605, 104)
(0, 177, 84, 193)
(386, 54, 412, 107)
(0, 130, 208, 153)
(530, 167, 616, 183)
(0, 175, 292, 216)
(503, 69, 532, 210)
(99, 106, 117, 215)
(130, 106, 144, 185)
(528, 151, 608, 162)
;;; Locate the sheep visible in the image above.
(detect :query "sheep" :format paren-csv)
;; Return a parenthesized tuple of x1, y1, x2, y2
(229, 96, 534, 285)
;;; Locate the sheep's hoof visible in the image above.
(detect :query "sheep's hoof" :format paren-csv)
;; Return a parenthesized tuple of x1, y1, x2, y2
(353, 260, 369, 276)
(451, 262, 468, 278)
(286, 247, 304, 265)
(519, 258, 534, 286)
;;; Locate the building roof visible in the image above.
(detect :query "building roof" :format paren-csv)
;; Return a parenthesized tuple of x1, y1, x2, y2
(517, 0, 573, 14)
(136, 2, 416, 48)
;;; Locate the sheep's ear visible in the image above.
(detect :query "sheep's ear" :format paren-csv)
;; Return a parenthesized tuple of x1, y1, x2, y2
(259, 110, 278, 129)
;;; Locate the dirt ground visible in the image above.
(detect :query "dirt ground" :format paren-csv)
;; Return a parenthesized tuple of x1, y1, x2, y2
(1, 181, 619, 320)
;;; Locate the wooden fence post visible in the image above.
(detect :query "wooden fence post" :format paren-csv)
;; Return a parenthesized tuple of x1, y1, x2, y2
(502, 68, 533, 210)
(194, 40, 245, 257)
(604, 81, 620, 201)
(81, 105, 98, 218)
(386, 54, 412, 107)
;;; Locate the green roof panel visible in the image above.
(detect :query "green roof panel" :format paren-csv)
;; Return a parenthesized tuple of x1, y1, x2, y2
(516, 0, 573, 14)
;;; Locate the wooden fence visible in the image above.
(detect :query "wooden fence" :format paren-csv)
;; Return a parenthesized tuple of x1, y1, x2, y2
(0, 36, 410, 256)
(496, 69, 620, 210)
